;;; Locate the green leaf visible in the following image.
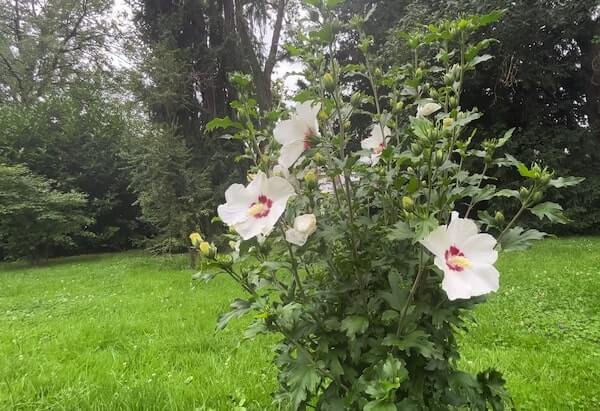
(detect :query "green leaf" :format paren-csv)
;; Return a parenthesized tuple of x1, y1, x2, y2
(382, 330, 442, 359)
(205, 117, 243, 132)
(471, 54, 493, 66)
(548, 176, 585, 188)
(499, 227, 547, 252)
(529, 202, 568, 224)
(340, 315, 369, 339)
(516, 163, 535, 178)
(216, 299, 251, 330)
(364, 399, 398, 411)
(286, 350, 321, 409)
(494, 189, 520, 199)
(385, 221, 413, 242)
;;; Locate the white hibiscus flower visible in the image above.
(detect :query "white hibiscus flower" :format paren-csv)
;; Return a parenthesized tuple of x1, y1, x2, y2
(274, 101, 321, 168)
(217, 171, 295, 240)
(285, 214, 317, 246)
(420, 212, 499, 301)
(360, 125, 391, 165)
(416, 102, 442, 118)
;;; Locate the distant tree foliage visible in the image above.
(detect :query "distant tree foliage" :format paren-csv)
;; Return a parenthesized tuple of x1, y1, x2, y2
(0, 0, 115, 104)
(0, 164, 91, 263)
(343, 0, 600, 233)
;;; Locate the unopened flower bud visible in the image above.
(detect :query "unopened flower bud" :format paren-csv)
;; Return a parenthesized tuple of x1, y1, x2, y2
(313, 152, 326, 166)
(519, 187, 530, 200)
(449, 96, 458, 109)
(304, 169, 318, 188)
(410, 143, 423, 156)
(318, 110, 329, 122)
(199, 241, 215, 258)
(323, 73, 336, 92)
(393, 101, 404, 114)
(402, 196, 414, 210)
(442, 117, 454, 129)
(430, 89, 439, 99)
(540, 174, 551, 185)
(435, 150, 444, 165)
(532, 191, 543, 204)
(189, 232, 203, 247)
(415, 68, 423, 78)
(350, 92, 361, 107)
(374, 68, 382, 78)
(494, 211, 505, 225)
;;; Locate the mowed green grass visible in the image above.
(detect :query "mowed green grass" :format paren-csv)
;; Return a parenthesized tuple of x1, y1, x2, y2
(0, 238, 599, 410)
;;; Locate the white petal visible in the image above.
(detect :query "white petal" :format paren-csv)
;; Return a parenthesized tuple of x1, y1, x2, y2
(361, 135, 382, 150)
(278, 140, 306, 168)
(233, 218, 266, 240)
(462, 233, 498, 265)
(224, 183, 254, 207)
(441, 263, 499, 301)
(446, 212, 478, 245)
(262, 176, 296, 203)
(420, 225, 451, 257)
(246, 171, 268, 196)
(359, 155, 372, 165)
(441, 270, 473, 301)
(217, 203, 249, 226)
(466, 263, 500, 297)
(274, 118, 306, 145)
(285, 228, 308, 246)
(260, 199, 287, 236)
(295, 101, 321, 135)
(371, 153, 382, 165)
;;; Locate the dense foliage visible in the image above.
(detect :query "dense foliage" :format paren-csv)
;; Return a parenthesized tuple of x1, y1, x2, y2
(197, 6, 581, 409)
(342, 0, 600, 233)
(0, 164, 91, 263)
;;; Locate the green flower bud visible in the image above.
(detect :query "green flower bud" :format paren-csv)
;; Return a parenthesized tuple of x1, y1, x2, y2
(313, 152, 326, 166)
(429, 89, 439, 99)
(304, 169, 318, 188)
(435, 150, 444, 165)
(350, 92, 361, 107)
(318, 109, 329, 122)
(449, 96, 458, 109)
(402, 196, 414, 210)
(410, 143, 423, 156)
(532, 191, 543, 204)
(495, 211, 505, 225)
(199, 241, 216, 258)
(393, 101, 405, 114)
(519, 187, 530, 200)
(323, 72, 336, 93)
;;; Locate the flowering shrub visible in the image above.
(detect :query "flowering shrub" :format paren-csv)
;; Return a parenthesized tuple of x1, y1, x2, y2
(199, 5, 582, 410)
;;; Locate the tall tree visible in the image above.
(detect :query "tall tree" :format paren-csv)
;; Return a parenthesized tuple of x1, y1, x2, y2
(127, 0, 291, 247)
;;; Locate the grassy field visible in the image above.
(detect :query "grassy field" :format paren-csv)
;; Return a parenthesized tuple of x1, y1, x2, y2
(0, 238, 599, 410)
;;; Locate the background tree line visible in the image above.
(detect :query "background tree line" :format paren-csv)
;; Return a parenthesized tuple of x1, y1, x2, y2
(0, 0, 598, 262)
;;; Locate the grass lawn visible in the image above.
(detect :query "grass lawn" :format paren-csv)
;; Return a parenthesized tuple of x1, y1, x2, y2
(1, 238, 599, 410)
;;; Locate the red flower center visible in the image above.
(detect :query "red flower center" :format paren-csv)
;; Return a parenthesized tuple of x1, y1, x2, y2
(304, 128, 316, 150)
(444, 245, 471, 272)
(248, 194, 273, 219)
(373, 143, 385, 155)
